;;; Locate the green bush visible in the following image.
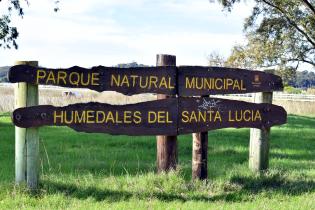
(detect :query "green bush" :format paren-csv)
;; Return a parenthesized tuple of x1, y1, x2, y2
(284, 86, 302, 94)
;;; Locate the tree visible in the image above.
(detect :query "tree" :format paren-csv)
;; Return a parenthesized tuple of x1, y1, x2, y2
(216, 0, 315, 69)
(0, 0, 59, 49)
(207, 51, 226, 67)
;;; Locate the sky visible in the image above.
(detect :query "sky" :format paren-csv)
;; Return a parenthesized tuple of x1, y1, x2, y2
(0, 0, 254, 68)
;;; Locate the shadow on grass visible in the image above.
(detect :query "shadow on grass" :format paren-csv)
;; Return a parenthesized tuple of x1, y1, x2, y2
(228, 173, 315, 197)
(41, 173, 315, 203)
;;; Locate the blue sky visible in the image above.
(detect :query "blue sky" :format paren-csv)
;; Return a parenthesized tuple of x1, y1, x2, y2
(0, 0, 254, 68)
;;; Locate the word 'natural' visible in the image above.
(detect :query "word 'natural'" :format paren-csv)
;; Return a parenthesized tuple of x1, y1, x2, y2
(110, 74, 174, 90)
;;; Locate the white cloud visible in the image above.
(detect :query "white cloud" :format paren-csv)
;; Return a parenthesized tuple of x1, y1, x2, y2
(0, 0, 251, 67)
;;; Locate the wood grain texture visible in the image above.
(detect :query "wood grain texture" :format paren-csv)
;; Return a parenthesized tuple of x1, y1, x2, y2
(192, 132, 208, 180)
(156, 54, 177, 173)
(12, 97, 287, 135)
(14, 61, 39, 190)
(178, 66, 283, 96)
(249, 92, 273, 172)
(9, 65, 177, 95)
(9, 65, 284, 96)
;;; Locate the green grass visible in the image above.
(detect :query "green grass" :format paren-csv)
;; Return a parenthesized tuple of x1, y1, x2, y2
(0, 114, 314, 209)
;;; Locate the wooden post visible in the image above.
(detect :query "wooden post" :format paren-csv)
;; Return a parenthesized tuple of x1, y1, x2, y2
(192, 131, 208, 180)
(156, 54, 177, 173)
(14, 61, 39, 190)
(249, 92, 273, 172)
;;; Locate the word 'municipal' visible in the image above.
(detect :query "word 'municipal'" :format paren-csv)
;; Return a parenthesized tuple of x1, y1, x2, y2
(185, 77, 246, 91)
(110, 74, 175, 90)
(36, 70, 100, 86)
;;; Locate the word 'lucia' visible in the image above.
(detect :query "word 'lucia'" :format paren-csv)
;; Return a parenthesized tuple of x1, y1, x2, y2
(110, 74, 175, 90)
(181, 109, 262, 123)
(36, 69, 100, 86)
(53, 110, 173, 124)
(185, 77, 246, 91)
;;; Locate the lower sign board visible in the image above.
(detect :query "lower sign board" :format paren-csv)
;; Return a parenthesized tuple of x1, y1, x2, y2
(12, 98, 287, 135)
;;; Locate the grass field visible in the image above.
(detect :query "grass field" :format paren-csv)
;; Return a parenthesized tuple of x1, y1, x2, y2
(0, 114, 314, 209)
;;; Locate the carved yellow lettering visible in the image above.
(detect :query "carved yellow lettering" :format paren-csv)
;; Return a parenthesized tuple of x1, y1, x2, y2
(121, 75, 130, 87)
(233, 80, 241, 90)
(186, 77, 195, 89)
(149, 76, 158, 88)
(111, 74, 120, 87)
(46, 71, 56, 84)
(181, 111, 189, 123)
(36, 70, 46, 84)
(124, 111, 132, 123)
(215, 78, 223, 90)
(254, 110, 262, 121)
(57, 71, 67, 85)
(243, 110, 251, 122)
(64, 111, 74, 124)
(134, 111, 142, 124)
(115, 111, 122, 123)
(75, 111, 86, 123)
(241, 80, 246, 90)
(148, 111, 157, 123)
(96, 111, 106, 123)
(106, 111, 115, 123)
(130, 75, 138, 87)
(91, 73, 99, 86)
(226, 78, 233, 89)
(54, 111, 63, 123)
(159, 77, 168, 89)
(168, 77, 175, 89)
(214, 111, 222, 122)
(69, 72, 80, 86)
(86, 110, 95, 123)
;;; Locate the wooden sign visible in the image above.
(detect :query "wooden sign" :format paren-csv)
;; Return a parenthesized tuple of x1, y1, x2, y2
(12, 98, 287, 135)
(178, 97, 287, 134)
(8, 65, 177, 95)
(9, 65, 283, 96)
(178, 66, 283, 96)
(12, 99, 178, 136)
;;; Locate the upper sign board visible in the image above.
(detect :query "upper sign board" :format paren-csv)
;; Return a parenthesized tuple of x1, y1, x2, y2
(9, 65, 283, 96)
(8, 65, 177, 95)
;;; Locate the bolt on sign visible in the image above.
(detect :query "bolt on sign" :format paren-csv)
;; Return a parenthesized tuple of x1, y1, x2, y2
(12, 98, 287, 135)
(8, 65, 283, 96)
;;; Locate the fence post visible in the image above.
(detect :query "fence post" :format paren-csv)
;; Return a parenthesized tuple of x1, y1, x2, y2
(192, 131, 208, 180)
(249, 92, 273, 172)
(14, 61, 39, 190)
(156, 54, 178, 173)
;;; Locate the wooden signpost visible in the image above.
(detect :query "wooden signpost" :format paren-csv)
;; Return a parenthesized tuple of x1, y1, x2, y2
(178, 66, 283, 96)
(9, 65, 177, 95)
(12, 98, 287, 135)
(9, 57, 287, 189)
(8, 65, 283, 96)
(12, 99, 178, 136)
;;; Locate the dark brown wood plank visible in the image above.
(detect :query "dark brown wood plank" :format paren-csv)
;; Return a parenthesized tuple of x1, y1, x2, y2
(12, 99, 178, 136)
(178, 66, 283, 96)
(178, 97, 287, 134)
(8, 65, 177, 95)
(12, 97, 287, 136)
